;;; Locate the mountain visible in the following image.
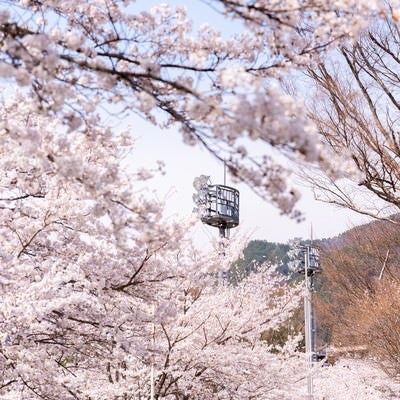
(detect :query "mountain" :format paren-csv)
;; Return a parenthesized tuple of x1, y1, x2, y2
(312, 215, 400, 374)
(232, 215, 400, 372)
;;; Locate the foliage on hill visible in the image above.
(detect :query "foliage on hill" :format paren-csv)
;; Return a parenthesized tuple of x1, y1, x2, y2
(316, 216, 400, 375)
(235, 218, 400, 376)
(227, 240, 309, 352)
(228, 240, 291, 284)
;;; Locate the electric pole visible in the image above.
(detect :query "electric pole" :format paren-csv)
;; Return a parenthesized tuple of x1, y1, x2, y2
(298, 245, 320, 399)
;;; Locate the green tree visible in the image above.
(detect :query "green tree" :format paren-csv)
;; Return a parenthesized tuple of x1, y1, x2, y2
(228, 240, 290, 284)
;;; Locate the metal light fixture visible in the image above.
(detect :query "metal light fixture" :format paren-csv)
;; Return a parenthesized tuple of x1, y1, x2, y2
(192, 174, 239, 239)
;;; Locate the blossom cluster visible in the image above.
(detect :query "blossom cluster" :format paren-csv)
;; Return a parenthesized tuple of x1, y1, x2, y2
(0, 0, 391, 215)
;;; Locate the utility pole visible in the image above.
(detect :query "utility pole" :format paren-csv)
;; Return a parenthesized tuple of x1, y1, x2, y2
(150, 303, 155, 400)
(299, 245, 320, 400)
(304, 246, 313, 399)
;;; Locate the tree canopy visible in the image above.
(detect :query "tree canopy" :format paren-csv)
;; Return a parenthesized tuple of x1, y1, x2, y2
(307, 11, 400, 221)
(0, 0, 389, 217)
(1, 1, 399, 399)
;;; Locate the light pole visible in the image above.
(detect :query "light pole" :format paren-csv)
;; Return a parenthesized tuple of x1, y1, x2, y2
(193, 177, 239, 240)
(193, 174, 240, 285)
(298, 245, 320, 399)
(150, 302, 155, 400)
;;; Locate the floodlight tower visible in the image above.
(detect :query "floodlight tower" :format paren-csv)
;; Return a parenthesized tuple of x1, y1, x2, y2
(192, 175, 239, 240)
(200, 183, 239, 239)
(296, 244, 321, 400)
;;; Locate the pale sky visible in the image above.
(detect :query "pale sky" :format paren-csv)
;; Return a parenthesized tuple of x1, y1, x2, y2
(128, 115, 371, 246)
(120, 1, 372, 246)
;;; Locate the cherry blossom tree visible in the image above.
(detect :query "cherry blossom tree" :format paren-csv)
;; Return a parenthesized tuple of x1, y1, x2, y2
(0, 94, 307, 399)
(0, 93, 188, 399)
(0, 0, 390, 217)
(1, 2, 400, 399)
(149, 267, 303, 399)
(313, 358, 400, 399)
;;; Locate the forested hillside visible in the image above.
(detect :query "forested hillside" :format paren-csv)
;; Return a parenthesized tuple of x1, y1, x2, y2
(237, 217, 400, 375)
(228, 240, 291, 284)
(316, 216, 400, 374)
